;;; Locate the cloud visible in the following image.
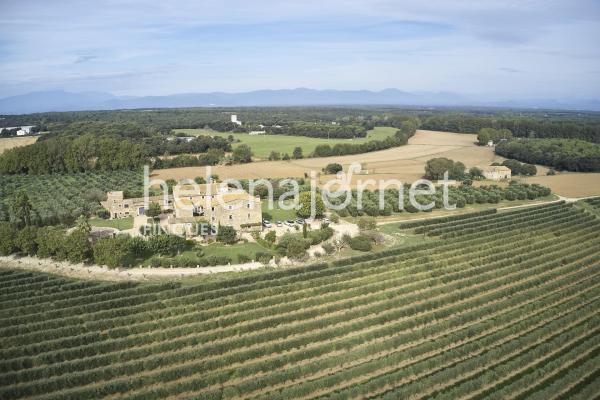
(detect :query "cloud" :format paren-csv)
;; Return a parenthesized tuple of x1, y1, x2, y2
(0, 0, 599, 98)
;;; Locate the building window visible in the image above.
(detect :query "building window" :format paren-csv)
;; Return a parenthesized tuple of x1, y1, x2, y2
(211, 206, 215, 211)
(229, 214, 233, 220)
(248, 213, 251, 219)
(247, 203, 251, 208)
(124, 204, 129, 208)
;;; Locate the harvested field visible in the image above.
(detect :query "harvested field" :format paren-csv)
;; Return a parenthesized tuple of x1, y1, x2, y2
(521, 173, 600, 198)
(152, 130, 504, 185)
(0, 136, 37, 154)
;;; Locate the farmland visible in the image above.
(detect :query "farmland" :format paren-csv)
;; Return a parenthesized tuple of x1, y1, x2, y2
(0, 201, 598, 399)
(522, 173, 600, 198)
(176, 126, 399, 159)
(0, 136, 38, 154)
(153, 129, 502, 184)
(155, 129, 600, 198)
(0, 170, 143, 225)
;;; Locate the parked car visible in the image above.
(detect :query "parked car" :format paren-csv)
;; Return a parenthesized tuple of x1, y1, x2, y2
(262, 219, 272, 228)
(296, 219, 304, 225)
(285, 220, 295, 227)
(322, 217, 330, 223)
(276, 221, 283, 227)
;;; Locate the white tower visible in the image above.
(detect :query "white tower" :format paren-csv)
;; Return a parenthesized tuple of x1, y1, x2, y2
(231, 114, 242, 125)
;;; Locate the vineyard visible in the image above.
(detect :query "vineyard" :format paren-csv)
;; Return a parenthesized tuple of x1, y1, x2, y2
(0, 170, 143, 225)
(0, 201, 599, 399)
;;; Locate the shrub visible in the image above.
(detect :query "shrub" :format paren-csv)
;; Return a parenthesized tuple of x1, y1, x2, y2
(237, 254, 251, 264)
(128, 236, 148, 257)
(255, 251, 272, 264)
(292, 146, 303, 159)
(35, 226, 66, 259)
(357, 216, 377, 231)
(205, 255, 230, 266)
(330, 213, 340, 223)
(15, 225, 38, 256)
(64, 229, 92, 263)
(0, 222, 17, 255)
(348, 235, 373, 252)
(308, 226, 334, 245)
(322, 242, 335, 254)
(216, 225, 237, 244)
(264, 230, 276, 245)
(287, 240, 307, 259)
(233, 144, 252, 163)
(173, 253, 201, 267)
(323, 163, 343, 174)
(93, 236, 134, 268)
(147, 234, 187, 256)
(96, 209, 110, 219)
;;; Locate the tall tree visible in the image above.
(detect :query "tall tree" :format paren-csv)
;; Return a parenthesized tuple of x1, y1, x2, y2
(10, 191, 33, 228)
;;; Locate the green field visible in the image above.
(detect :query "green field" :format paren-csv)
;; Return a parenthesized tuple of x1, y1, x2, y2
(89, 217, 134, 230)
(1, 201, 599, 399)
(175, 126, 398, 159)
(201, 242, 273, 260)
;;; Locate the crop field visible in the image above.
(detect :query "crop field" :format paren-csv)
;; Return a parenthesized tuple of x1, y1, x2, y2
(0, 170, 143, 225)
(522, 173, 600, 198)
(153, 130, 503, 185)
(0, 201, 599, 399)
(175, 127, 398, 159)
(0, 136, 38, 154)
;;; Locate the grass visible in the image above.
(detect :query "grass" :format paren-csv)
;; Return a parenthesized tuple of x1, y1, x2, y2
(89, 217, 134, 230)
(174, 126, 398, 159)
(261, 200, 298, 221)
(200, 242, 274, 260)
(139, 241, 274, 267)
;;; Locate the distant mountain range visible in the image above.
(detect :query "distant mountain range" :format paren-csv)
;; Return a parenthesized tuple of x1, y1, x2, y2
(1, 89, 599, 114)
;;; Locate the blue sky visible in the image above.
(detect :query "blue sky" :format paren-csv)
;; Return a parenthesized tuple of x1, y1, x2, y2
(0, 0, 599, 99)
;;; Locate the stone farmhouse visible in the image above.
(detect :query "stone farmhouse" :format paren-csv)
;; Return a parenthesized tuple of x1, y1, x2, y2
(172, 184, 262, 231)
(101, 183, 262, 233)
(482, 165, 512, 181)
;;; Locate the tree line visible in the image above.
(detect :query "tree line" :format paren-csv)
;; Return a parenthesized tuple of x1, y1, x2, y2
(3, 106, 599, 142)
(0, 132, 231, 174)
(263, 123, 367, 139)
(421, 113, 600, 143)
(311, 119, 418, 157)
(495, 138, 600, 172)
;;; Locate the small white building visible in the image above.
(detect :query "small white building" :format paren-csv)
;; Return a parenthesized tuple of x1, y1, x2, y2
(231, 114, 242, 126)
(0, 125, 35, 136)
(482, 166, 512, 181)
(487, 140, 494, 147)
(248, 130, 266, 135)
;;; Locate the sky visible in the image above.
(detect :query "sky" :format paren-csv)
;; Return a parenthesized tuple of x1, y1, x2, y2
(0, 0, 599, 100)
